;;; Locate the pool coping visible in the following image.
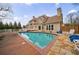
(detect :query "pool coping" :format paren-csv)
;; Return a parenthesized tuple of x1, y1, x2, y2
(18, 32, 57, 55)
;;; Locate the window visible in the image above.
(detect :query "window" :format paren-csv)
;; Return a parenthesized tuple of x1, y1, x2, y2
(46, 25, 48, 30)
(51, 25, 53, 30)
(30, 23, 32, 25)
(46, 25, 53, 30)
(47, 24, 53, 30)
(38, 26, 41, 30)
(49, 25, 51, 30)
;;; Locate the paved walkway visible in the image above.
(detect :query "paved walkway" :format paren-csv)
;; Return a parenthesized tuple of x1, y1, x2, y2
(0, 32, 40, 55)
(47, 34, 75, 55)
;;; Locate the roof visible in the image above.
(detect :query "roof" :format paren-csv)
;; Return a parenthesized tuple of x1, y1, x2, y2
(28, 15, 60, 25)
(45, 15, 60, 24)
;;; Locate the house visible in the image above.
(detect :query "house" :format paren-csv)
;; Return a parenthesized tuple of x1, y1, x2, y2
(26, 8, 63, 33)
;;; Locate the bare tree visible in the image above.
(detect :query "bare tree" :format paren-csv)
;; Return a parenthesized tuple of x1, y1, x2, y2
(0, 3, 13, 22)
(66, 11, 79, 24)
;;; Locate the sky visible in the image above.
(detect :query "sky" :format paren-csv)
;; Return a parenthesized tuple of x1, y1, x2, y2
(1, 3, 79, 26)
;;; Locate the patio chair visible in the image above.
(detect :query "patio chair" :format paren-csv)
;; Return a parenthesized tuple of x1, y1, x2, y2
(69, 29, 75, 35)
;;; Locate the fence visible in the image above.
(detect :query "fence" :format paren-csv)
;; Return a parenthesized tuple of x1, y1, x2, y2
(60, 24, 79, 34)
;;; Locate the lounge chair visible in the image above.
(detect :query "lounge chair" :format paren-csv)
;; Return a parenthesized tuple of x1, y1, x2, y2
(69, 29, 75, 35)
(69, 35, 79, 43)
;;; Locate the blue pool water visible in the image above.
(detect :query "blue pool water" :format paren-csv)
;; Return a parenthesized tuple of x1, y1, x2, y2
(19, 32, 56, 48)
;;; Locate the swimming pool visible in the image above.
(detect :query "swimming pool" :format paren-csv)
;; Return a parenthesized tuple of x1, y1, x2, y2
(19, 32, 56, 48)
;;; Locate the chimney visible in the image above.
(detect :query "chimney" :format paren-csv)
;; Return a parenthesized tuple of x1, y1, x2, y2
(57, 7, 62, 16)
(57, 7, 63, 20)
(33, 16, 36, 19)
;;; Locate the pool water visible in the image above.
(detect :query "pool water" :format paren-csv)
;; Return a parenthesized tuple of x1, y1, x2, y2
(19, 32, 56, 48)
